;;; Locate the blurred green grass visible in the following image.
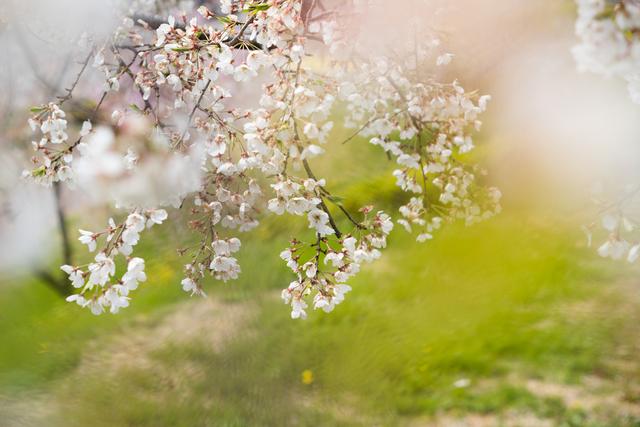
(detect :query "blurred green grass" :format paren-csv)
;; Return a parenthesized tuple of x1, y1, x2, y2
(1, 129, 638, 425)
(1, 212, 635, 426)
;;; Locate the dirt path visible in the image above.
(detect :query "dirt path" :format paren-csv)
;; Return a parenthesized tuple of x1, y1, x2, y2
(417, 280, 640, 426)
(0, 296, 253, 427)
(2, 280, 639, 426)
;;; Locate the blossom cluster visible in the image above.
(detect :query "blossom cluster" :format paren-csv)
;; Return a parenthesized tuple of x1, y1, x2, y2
(582, 183, 640, 264)
(23, 0, 500, 317)
(280, 209, 393, 319)
(25, 104, 89, 185)
(572, 1, 640, 262)
(64, 209, 167, 314)
(574, 0, 640, 103)
(325, 7, 502, 243)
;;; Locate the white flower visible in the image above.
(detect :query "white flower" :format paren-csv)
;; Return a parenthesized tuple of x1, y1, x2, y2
(602, 214, 618, 232)
(598, 239, 629, 260)
(93, 50, 105, 67)
(105, 77, 120, 92)
(61, 265, 84, 288)
(105, 287, 130, 314)
(286, 197, 313, 215)
(308, 209, 334, 236)
(417, 233, 433, 242)
(217, 44, 234, 75)
(66, 294, 87, 306)
(291, 298, 308, 319)
(314, 294, 334, 313)
(281, 288, 292, 305)
(210, 255, 241, 281)
(343, 237, 357, 255)
(122, 257, 146, 290)
(334, 271, 349, 283)
(121, 227, 140, 247)
(212, 238, 241, 256)
(220, 0, 232, 14)
(303, 262, 317, 278)
(156, 22, 173, 47)
(78, 229, 96, 252)
(166, 74, 182, 92)
(324, 251, 344, 268)
(88, 299, 105, 315)
(268, 198, 286, 215)
(88, 252, 115, 286)
(301, 144, 325, 160)
(436, 53, 454, 66)
(280, 249, 298, 270)
(181, 277, 201, 296)
(126, 213, 147, 232)
(333, 284, 352, 304)
(147, 209, 168, 227)
(233, 64, 257, 82)
(80, 120, 92, 137)
(378, 212, 394, 235)
(397, 153, 420, 169)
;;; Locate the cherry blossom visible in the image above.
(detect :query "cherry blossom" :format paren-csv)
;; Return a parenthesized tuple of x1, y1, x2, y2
(21, 0, 501, 317)
(574, 0, 640, 103)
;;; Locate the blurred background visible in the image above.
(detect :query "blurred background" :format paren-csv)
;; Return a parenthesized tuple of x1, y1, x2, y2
(2, 1, 640, 426)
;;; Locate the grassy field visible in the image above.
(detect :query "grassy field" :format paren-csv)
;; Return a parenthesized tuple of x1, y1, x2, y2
(2, 130, 640, 426)
(1, 210, 640, 426)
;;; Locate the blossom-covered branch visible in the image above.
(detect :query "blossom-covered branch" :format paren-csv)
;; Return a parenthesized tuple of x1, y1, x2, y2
(23, 0, 500, 318)
(573, 0, 640, 262)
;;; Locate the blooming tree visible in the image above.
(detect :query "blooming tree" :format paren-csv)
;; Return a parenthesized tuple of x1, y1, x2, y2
(20, 0, 501, 318)
(574, 0, 640, 103)
(573, 0, 640, 262)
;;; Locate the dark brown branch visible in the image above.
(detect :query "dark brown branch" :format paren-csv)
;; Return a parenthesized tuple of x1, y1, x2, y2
(229, 13, 256, 45)
(133, 10, 265, 51)
(54, 182, 72, 267)
(323, 194, 367, 230)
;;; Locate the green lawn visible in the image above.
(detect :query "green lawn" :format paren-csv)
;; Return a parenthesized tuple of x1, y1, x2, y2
(1, 210, 638, 426)
(1, 130, 639, 426)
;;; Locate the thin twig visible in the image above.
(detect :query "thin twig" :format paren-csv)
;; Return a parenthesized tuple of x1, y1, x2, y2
(177, 79, 212, 146)
(229, 13, 257, 46)
(302, 159, 342, 238)
(57, 49, 94, 106)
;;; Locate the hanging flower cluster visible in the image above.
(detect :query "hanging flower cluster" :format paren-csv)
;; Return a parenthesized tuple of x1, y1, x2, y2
(574, 0, 640, 103)
(572, 1, 640, 262)
(64, 209, 167, 314)
(23, 0, 500, 318)
(582, 185, 640, 264)
(281, 208, 393, 319)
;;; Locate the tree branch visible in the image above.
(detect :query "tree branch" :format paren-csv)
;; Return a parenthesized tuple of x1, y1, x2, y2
(54, 182, 72, 267)
(302, 159, 342, 238)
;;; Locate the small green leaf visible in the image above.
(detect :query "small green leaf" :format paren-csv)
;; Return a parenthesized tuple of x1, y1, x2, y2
(31, 166, 46, 177)
(595, 6, 615, 20)
(245, 3, 270, 13)
(624, 29, 635, 42)
(217, 16, 235, 25)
